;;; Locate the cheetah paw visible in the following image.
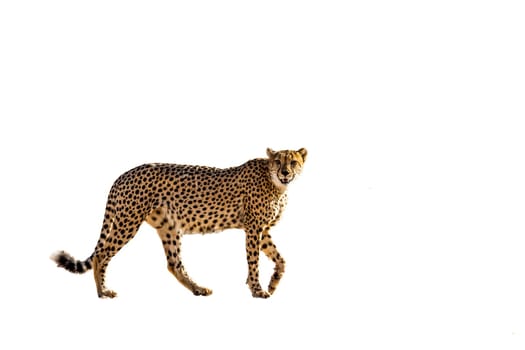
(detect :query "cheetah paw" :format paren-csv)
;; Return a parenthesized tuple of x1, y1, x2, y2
(192, 287, 213, 296)
(99, 289, 118, 298)
(252, 290, 271, 299)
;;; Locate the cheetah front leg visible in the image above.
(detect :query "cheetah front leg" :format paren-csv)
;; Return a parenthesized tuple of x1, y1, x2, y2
(260, 230, 285, 295)
(245, 227, 270, 298)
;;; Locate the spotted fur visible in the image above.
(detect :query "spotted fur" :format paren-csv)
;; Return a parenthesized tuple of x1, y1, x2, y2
(52, 148, 307, 298)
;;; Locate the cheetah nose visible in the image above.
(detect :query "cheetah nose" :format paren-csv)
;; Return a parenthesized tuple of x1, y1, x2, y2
(281, 170, 289, 176)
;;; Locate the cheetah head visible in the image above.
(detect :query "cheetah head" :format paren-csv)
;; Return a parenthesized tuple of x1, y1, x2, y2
(267, 148, 307, 189)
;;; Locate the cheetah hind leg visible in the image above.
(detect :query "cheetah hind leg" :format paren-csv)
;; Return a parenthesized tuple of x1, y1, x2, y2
(93, 255, 118, 298)
(89, 213, 138, 298)
(162, 240, 213, 296)
(163, 248, 213, 296)
(147, 206, 213, 296)
(177, 266, 213, 296)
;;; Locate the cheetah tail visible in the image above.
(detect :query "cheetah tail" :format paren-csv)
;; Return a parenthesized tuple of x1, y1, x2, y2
(51, 250, 93, 274)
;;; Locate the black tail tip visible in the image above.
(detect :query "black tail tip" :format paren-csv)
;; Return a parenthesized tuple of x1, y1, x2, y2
(51, 250, 87, 273)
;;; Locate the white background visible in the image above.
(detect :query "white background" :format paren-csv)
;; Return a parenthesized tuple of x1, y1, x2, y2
(1, 1, 524, 349)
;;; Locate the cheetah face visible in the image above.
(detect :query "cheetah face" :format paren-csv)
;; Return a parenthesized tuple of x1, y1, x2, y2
(267, 148, 307, 189)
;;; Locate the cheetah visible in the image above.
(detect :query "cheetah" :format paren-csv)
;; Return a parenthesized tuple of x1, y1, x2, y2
(51, 148, 307, 298)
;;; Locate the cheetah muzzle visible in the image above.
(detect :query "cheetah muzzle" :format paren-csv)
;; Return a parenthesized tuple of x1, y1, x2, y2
(51, 147, 307, 299)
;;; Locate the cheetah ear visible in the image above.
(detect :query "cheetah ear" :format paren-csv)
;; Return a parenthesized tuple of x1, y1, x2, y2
(297, 148, 307, 161)
(266, 148, 276, 159)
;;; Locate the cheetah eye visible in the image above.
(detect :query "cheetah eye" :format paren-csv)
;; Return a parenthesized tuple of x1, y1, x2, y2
(274, 159, 281, 167)
(290, 160, 298, 167)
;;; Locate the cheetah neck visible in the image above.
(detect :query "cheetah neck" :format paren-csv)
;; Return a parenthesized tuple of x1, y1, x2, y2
(270, 172, 288, 194)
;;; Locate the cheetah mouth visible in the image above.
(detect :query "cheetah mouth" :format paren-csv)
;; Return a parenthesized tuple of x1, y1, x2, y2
(279, 178, 291, 185)
(272, 173, 294, 187)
